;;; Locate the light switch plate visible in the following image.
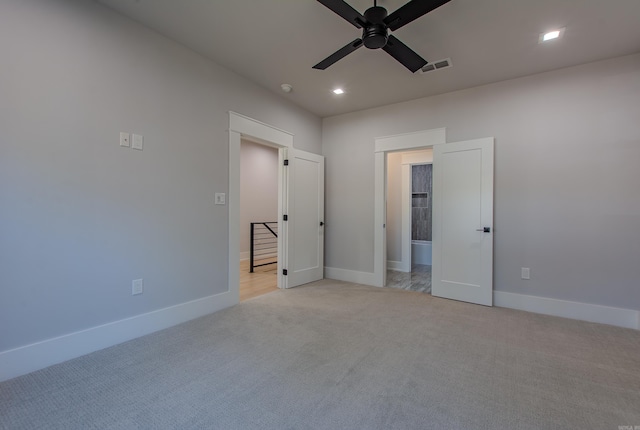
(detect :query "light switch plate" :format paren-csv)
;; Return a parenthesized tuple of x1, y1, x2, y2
(521, 267, 530, 280)
(132, 278, 143, 295)
(132, 134, 143, 150)
(215, 193, 226, 205)
(120, 132, 130, 147)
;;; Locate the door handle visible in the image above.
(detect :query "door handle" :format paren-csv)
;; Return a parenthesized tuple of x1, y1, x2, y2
(476, 227, 491, 233)
(320, 221, 324, 226)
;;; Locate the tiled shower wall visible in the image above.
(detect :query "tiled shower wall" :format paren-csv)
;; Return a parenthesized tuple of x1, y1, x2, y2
(411, 164, 432, 241)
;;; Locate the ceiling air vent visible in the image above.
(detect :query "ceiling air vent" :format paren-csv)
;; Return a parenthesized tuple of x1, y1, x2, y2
(420, 58, 452, 74)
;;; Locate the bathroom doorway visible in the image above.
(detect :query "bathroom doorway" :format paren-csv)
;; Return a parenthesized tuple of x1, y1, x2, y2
(385, 149, 432, 293)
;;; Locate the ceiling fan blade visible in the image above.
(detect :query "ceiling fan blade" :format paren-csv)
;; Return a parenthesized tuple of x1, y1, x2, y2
(382, 35, 427, 72)
(384, 0, 451, 31)
(317, 0, 367, 28)
(313, 38, 364, 70)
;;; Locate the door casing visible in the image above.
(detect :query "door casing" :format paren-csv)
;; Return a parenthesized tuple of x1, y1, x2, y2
(228, 112, 293, 302)
(373, 128, 447, 287)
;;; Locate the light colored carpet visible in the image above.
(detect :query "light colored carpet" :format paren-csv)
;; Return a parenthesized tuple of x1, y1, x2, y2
(1, 279, 639, 429)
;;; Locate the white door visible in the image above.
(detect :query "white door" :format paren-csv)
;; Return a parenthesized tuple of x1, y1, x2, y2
(284, 148, 325, 288)
(432, 138, 494, 306)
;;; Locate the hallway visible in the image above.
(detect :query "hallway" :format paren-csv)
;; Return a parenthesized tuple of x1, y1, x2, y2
(239, 259, 278, 301)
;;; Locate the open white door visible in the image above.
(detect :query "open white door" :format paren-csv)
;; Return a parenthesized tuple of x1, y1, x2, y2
(432, 138, 494, 306)
(283, 148, 325, 288)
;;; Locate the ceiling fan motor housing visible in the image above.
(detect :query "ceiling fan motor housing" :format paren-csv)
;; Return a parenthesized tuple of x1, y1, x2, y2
(362, 6, 388, 49)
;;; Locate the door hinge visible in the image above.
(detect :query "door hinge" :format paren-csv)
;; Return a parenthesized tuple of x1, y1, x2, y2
(282, 269, 288, 276)
(283, 214, 288, 221)
(283, 159, 289, 166)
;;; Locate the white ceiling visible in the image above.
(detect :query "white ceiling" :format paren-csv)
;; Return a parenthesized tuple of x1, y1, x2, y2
(98, 0, 640, 118)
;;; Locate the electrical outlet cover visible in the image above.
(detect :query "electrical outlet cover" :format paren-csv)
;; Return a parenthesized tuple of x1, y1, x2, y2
(132, 278, 143, 295)
(120, 132, 130, 147)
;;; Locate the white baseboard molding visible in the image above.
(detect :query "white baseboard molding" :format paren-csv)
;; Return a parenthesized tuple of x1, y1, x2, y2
(494, 291, 640, 330)
(240, 251, 249, 261)
(324, 266, 377, 287)
(0, 290, 237, 382)
(387, 260, 410, 272)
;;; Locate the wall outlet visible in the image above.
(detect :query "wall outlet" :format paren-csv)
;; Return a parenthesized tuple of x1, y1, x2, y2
(215, 193, 226, 205)
(132, 278, 143, 295)
(521, 267, 530, 280)
(120, 132, 130, 147)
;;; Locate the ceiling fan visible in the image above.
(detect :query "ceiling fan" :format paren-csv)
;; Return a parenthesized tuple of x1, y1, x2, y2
(313, 0, 451, 72)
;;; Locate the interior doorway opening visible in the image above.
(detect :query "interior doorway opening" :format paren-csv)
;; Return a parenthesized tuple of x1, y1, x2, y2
(385, 149, 433, 293)
(228, 112, 294, 305)
(229, 112, 326, 303)
(239, 138, 279, 301)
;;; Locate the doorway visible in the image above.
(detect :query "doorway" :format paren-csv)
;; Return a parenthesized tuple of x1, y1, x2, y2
(228, 112, 325, 305)
(385, 150, 433, 293)
(374, 130, 495, 306)
(373, 128, 446, 288)
(239, 138, 279, 301)
(228, 112, 292, 304)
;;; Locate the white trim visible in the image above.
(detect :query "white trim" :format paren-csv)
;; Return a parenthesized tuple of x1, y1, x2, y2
(229, 129, 242, 302)
(240, 251, 249, 261)
(373, 152, 386, 287)
(401, 150, 433, 165)
(0, 291, 235, 382)
(494, 291, 640, 330)
(229, 111, 293, 148)
(400, 163, 412, 272)
(279, 147, 288, 289)
(375, 128, 446, 153)
(387, 260, 407, 272)
(324, 266, 378, 286)
(229, 112, 293, 294)
(374, 128, 446, 288)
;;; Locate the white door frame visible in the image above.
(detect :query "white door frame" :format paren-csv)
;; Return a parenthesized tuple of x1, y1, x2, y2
(228, 111, 293, 302)
(374, 128, 446, 287)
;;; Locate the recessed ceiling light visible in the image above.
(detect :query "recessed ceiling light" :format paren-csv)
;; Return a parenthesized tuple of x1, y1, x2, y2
(539, 28, 565, 43)
(543, 30, 560, 41)
(332, 88, 344, 95)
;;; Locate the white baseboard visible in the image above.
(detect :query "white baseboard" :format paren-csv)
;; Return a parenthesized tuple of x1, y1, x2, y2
(0, 290, 237, 382)
(494, 291, 640, 330)
(387, 260, 409, 272)
(240, 251, 249, 261)
(324, 266, 377, 286)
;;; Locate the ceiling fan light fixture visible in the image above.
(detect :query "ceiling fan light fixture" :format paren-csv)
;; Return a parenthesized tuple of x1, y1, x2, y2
(313, 0, 451, 72)
(332, 88, 345, 95)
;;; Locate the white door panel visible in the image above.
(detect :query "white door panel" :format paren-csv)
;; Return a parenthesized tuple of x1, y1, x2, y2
(285, 149, 324, 288)
(432, 138, 494, 306)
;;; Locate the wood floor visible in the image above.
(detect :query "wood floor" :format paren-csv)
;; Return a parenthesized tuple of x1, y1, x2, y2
(239, 259, 278, 301)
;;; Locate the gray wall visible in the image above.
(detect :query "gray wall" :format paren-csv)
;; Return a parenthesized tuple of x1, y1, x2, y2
(0, 0, 321, 352)
(323, 53, 640, 310)
(386, 152, 403, 262)
(240, 140, 278, 255)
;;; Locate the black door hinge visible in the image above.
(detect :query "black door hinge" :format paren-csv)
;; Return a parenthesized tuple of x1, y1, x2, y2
(283, 214, 288, 221)
(282, 269, 288, 276)
(284, 159, 289, 166)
